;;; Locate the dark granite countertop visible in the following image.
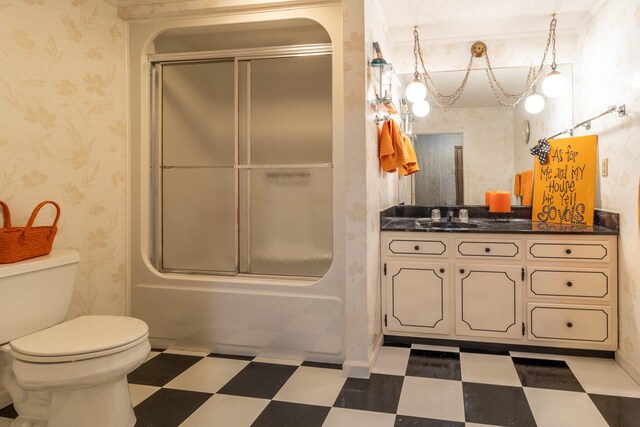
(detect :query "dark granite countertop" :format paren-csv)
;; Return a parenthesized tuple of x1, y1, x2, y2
(380, 205, 619, 235)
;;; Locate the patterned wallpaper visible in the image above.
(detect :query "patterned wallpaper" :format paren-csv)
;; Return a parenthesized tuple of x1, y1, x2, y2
(575, 0, 640, 373)
(0, 0, 127, 318)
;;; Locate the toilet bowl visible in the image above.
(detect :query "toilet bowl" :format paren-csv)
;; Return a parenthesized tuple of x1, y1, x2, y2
(0, 250, 150, 427)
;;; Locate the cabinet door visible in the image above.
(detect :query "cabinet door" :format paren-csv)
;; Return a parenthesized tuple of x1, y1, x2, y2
(455, 264, 523, 339)
(385, 261, 450, 335)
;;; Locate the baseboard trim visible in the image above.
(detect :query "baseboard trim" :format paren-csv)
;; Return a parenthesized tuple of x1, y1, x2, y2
(384, 335, 615, 359)
(616, 350, 640, 385)
(0, 389, 11, 410)
(342, 334, 384, 379)
(341, 359, 370, 378)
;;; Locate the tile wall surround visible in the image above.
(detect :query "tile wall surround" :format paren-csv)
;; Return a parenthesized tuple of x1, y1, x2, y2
(0, 0, 127, 318)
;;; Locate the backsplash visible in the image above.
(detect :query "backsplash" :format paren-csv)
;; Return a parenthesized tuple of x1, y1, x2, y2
(0, 0, 126, 317)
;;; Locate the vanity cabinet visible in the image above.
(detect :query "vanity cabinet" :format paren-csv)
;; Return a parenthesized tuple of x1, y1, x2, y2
(381, 231, 618, 351)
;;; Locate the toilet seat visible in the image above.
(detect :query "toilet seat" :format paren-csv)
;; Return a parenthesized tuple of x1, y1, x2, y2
(9, 315, 149, 363)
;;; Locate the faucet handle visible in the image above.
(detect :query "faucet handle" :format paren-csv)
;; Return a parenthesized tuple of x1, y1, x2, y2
(459, 209, 469, 222)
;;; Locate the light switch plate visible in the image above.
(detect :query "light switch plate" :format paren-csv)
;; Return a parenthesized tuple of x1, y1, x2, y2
(601, 157, 609, 176)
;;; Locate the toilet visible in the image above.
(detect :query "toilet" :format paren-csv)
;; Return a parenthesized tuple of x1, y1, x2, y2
(0, 249, 150, 427)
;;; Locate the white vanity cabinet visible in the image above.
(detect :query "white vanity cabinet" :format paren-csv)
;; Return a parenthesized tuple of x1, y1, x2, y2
(381, 231, 618, 351)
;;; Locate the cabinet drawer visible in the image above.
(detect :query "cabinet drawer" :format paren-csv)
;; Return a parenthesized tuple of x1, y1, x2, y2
(528, 304, 610, 343)
(387, 238, 447, 257)
(527, 240, 610, 262)
(455, 239, 520, 259)
(529, 268, 611, 300)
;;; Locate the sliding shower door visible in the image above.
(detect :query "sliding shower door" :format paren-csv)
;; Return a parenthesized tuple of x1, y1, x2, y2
(153, 47, 332, 278)
(160, 60, 236, 274)
(238, 55, 332, 277)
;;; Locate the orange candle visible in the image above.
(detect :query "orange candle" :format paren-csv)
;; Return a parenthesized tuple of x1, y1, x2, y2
(485, 191, 496, 205)
(490, 191, 512, 213)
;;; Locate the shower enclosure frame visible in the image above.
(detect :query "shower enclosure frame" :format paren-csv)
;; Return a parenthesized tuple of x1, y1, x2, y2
(149, 43, 333, 279)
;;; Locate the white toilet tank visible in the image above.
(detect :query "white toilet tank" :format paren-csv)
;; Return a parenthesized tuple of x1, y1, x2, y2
(0, 249, 80, 345)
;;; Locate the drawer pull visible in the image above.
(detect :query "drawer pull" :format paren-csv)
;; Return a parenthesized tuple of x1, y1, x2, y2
(459, 268, 465, 274)
(414, 245, 420, 251)
(485, 247, 491, 253)
(566, 249, 572, 255)
(439, 268, 445, 273)
(567, 322, 573, 328)
(566, 281, 573, 287)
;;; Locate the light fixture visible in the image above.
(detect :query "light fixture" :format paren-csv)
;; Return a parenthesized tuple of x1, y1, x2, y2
(524, 86, 545, 114)
(406, 76, 427, 103)
(542, 69, 567, 98)
(408, 14, 563, 110)
(541, 18, 566, 98)
(412, 99, 430, 117)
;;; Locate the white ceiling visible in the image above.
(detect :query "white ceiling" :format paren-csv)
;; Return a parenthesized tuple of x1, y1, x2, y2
(376, 0, 605, 43)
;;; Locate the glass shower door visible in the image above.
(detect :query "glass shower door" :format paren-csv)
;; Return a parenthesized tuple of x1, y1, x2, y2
(160, 60, 236, 274)
(238, 55, 333, 277)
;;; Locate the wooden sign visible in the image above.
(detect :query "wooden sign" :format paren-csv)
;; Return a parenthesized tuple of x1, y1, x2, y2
(532, 135, 597, 225)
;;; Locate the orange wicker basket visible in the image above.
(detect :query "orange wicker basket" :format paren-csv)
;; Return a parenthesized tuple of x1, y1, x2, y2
(0, 200, 61, 264)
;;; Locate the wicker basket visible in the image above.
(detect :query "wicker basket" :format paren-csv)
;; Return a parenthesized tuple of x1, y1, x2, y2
(0, 200, 61, 264)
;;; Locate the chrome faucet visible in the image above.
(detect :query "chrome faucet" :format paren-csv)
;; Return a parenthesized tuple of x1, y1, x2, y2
(447, 211, 455, 223)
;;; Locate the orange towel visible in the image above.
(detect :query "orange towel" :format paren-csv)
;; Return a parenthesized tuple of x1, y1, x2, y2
(379, 119, 409, 173)
(514, 173, 522, 196)
(399, 135, 420, 176)
(521, 170, 534, 205)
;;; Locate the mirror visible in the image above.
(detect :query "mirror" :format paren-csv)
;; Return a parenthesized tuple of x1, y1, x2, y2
(398, 64, 573, 206)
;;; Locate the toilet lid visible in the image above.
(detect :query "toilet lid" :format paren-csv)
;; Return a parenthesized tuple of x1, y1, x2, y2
(10, 316, 148, 360)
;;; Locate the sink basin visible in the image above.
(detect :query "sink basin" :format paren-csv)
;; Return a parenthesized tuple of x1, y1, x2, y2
(415, 219, 480, 229)
(429, 221, 479, 229)
(383, 218, 482, 230)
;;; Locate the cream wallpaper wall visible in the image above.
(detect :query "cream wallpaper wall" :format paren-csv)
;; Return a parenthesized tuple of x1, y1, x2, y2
(0, 0, 127, 318)
(364, 0, 397, 364)
(574, 0, 640, 374)
(342, 0, 370, 374)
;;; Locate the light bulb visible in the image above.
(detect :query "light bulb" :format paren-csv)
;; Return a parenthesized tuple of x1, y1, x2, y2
(524, 91, 545, 114)
(406, 79, 427, 103)
(412, 99, 430, 117)
(542, 70, 567, 98)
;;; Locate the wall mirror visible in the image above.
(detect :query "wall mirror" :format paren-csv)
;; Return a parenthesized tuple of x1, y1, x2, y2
(397, 64, 573, 206)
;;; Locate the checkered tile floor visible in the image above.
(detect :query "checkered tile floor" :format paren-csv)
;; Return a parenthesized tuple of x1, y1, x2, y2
(2, 343, 640, 426)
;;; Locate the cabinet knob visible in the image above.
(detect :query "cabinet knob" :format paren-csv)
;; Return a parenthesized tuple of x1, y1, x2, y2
(485, 247, 491, 253)
(439, 268, 445, 273)
(566, 281, 573, 287)
(567, 322, 573, 328)
(414, 245, 420, 251)
(459, 268, 465, 274)
(565, 248, 572, 255)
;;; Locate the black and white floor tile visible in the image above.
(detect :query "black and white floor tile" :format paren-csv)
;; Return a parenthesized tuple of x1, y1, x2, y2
(2, 344, 640, 426)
